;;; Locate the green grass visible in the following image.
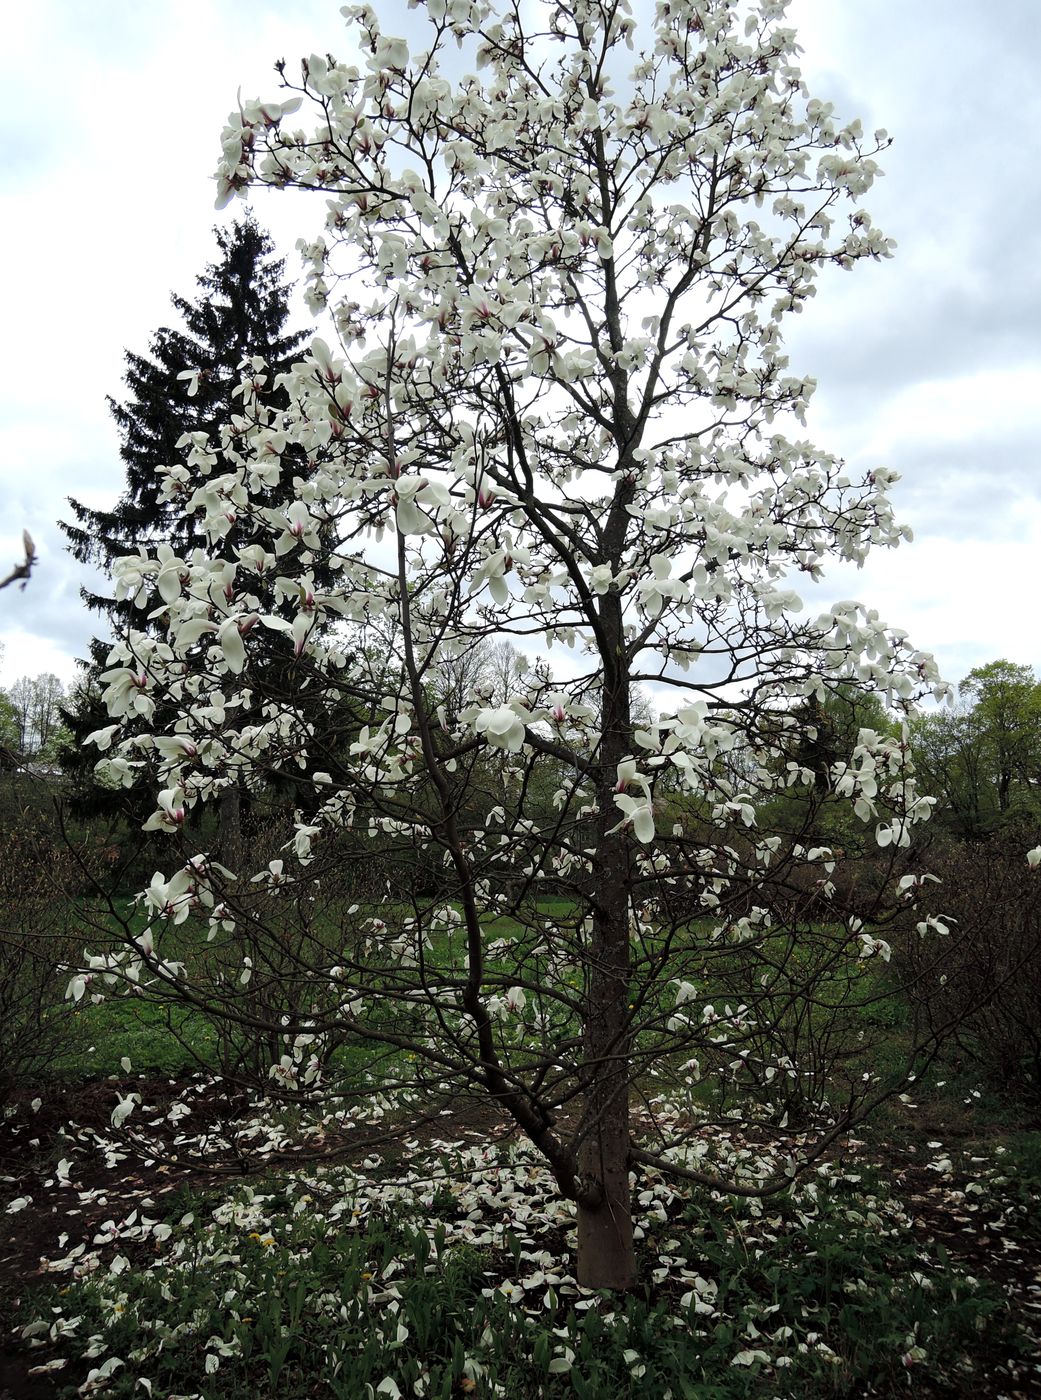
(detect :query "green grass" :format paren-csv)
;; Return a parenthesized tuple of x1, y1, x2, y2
(46, 897, 946, 1109)
(48, 895, 583, 1083)
(41, 894, 1037, 1179)
(54, 997, 219, 1079)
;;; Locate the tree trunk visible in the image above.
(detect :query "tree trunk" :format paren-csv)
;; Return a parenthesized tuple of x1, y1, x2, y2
(218, 786, 242, 870)
(577, 1078, 635, 1289)
(577, 592, 636, 1290)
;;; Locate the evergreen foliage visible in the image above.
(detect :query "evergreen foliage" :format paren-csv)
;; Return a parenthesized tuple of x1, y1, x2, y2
(64, 214, 306, 616)
(59, 216, 308, 820)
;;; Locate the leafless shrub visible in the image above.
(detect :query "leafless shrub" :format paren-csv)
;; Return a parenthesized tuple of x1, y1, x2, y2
(0, 828, 90, 1104)
(897, 833, 1041, 1103)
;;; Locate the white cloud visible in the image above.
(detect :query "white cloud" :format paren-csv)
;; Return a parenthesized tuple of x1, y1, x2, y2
(845, 366, 1041, 462)
(0, 0, 1038, 700)
(0, 627, 80, 688)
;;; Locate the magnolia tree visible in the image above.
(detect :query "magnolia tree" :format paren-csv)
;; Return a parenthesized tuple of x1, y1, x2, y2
(81, 0, 950, 1289)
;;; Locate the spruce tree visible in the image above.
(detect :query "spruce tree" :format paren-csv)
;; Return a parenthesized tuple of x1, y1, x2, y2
(60, 216, 309, 834)
(64, 214, 307, 598)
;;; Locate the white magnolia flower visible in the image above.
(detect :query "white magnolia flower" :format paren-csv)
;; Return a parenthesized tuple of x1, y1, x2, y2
(474, 704, 530, 752)
(858, 933, 891, 962)
(100, 664, 153, 719)
(65, 973, 91, 1003)
(112, 550, 153, 608)
(154, 736, 198, 762)
(84, 724, 120, 750)
(612, 793, 656, 844)
(875, 820, 910, 849)
(142, 788, 187, 833)
(274, 500, 320, 555)
(143, 868, 194, 923)
(393, 477, 452, 535)
(217, 617, 248, 673)
(636, 555, 690, 616)
(154, 544, 185, 605)
(93, 757, 137, 790)
(111, 1094, 139, 1129)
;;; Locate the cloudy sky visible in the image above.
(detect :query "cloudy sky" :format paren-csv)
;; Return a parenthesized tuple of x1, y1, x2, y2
(1, 0, 1038, 694)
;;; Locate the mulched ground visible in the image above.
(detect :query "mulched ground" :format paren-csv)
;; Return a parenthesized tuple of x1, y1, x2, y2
(1, 1079, 1039, 1400)
(847, 1133, 1041, 1400)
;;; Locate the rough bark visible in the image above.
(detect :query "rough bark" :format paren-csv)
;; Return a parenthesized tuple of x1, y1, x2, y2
(576, 1073, 635, 1290)
(577, 591, 636, 1290)
(218, 786, 242, 871)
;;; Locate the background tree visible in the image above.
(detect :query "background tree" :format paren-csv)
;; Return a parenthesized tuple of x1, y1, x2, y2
(28, 673, 66, 759)
(764, 686, 899, 848)
(63, 214, 307, 589)
(958, 660, 1041, 819)
(60, 216, 309, 842)
(911, 660, 1041, 839)
(82, 0, 947, 1291)
(5, 677, 32, 756)
(2, 674, 65, 757)
(0, 689, 20, 764)
(910, 705, 991, 840)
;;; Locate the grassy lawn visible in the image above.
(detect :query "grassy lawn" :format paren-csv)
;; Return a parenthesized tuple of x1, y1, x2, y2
(55, 998, 219, 1079)
(46, 898, 953, 1102)
(49, 895, 584, 1081)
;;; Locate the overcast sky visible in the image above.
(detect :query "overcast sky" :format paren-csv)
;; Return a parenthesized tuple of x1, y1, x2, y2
(1, 1, 1038, 694)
